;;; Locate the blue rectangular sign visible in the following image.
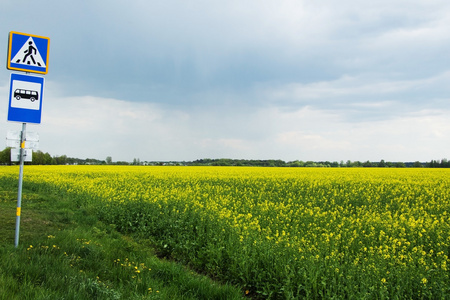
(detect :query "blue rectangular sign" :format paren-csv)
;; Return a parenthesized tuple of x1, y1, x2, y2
(8, 73, 44, 124)
(7, 31, 50, 75)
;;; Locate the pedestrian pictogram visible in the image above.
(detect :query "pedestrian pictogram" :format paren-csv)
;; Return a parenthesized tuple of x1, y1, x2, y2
(12, 39, 46, 67)
(7, 32, 50, 74)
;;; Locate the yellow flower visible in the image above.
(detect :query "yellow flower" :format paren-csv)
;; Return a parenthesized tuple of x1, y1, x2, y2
(381, 278, 386, 284)
(422, 278, 427, 285)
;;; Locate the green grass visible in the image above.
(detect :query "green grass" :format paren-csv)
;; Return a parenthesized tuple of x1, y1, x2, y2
(0, 178, 244, 300)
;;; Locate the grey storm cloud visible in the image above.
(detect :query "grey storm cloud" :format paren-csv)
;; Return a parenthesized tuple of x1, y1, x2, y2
(1, 0, 449, 162)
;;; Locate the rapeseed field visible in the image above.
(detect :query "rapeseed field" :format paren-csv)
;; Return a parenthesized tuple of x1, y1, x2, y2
(2, 166, 449, 299)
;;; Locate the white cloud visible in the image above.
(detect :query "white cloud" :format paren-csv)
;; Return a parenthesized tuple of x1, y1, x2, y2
(1, 84, 449, 162)
(265, 71, 450, 118)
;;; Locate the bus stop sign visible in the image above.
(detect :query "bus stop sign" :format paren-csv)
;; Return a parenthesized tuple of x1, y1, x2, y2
(8, 73, 45, 124)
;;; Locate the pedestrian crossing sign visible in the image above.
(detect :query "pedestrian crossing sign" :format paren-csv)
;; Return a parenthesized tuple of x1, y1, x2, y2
(7, 31, 50, 75)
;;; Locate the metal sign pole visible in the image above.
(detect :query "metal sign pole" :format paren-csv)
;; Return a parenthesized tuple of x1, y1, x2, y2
(7, 31, 49, 247)
(14, 122, 26, 248)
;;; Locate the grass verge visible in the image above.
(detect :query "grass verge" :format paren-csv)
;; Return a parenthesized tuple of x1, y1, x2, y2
(0, 180, 244, 300)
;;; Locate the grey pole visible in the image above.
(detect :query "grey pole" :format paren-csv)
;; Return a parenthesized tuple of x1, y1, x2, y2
(14, 122, 26, 248)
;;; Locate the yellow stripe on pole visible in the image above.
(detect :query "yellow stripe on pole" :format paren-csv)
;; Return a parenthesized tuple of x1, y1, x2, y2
(16, 207, 21, 216)
(21, 141, 25, 148)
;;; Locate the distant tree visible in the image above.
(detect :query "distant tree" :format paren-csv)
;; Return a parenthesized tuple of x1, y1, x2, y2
(289, 160, 302, 167)
(106, 156, 112, 164)
(43, 152, 52, 164)
(272, 160, 284, 167)
(66, 157, 77, 165)
(0, 148, 11, 165)
(330, 161, 340, 167)
(320, 161, 331, 167)
(345, 160, 363, 168)
(212, 159, 231, 166)
(427, 160, 439, 168)
(32, 150, 45, 165)
(305, 161, 316, 167)
(363, 161, 373, 167)
(413, 161, 423, 168)
(55, 155, 67, 165)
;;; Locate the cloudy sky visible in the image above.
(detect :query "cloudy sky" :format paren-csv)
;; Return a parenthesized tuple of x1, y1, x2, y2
(1, 1, 450, 162)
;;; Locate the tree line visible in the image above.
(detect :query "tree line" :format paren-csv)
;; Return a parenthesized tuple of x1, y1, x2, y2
(187, 158, 436, 168)
(0, 147, 449, 167)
